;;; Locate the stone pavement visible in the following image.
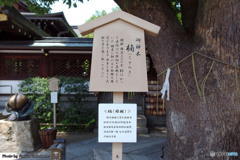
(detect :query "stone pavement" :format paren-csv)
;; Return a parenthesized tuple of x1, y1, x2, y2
(66, 134, 166, 160)
(18, 132, 166, 160)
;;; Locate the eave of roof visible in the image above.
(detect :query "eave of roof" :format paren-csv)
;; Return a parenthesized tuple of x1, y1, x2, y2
(0, 6, 49, 38)
(0, 37, 93, 49)
(22, 12, 78, 37)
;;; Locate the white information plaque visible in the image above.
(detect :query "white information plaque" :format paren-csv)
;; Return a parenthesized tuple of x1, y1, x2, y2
(50, 92, 58, 103)
(98, 103, 137, 143)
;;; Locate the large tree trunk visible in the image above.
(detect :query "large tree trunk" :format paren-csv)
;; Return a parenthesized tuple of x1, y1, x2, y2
(115, 0, 240, 159)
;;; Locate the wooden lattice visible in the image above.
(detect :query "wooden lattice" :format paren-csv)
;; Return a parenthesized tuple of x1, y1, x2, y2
(0, 55, 41, 80)
(49, 54, 91, 78)
(0, 54, 91, 80)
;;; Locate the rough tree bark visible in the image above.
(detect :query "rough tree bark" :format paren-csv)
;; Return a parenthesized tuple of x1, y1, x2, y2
(115, 0, 240, 160)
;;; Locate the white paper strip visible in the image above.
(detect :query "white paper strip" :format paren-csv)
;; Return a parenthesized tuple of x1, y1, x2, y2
(160, 68, 171, 101)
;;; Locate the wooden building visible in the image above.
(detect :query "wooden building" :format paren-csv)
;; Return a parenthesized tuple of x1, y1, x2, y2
(0, 38, 92, 80)
(0, 5, 93, 107)
(0, 4, 92, 78)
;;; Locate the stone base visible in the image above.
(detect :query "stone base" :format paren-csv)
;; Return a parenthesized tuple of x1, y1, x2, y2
(137, 127, 148, 134)
(0, 119, 41, 152)
(137, 114, 148, 134)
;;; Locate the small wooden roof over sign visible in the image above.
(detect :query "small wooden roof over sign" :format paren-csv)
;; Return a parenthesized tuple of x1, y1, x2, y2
(79, 10, 160, 36)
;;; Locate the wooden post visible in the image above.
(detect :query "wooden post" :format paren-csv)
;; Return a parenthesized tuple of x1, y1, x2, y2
(49, 78, 60, 129)
(78, 11, 160, 160)
(112, 143, 123, 160)
(53, 103, 56, 128)
(112, 92, 123, 160)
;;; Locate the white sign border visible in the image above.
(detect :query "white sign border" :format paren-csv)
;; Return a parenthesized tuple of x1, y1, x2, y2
(98, 103, 137, 143)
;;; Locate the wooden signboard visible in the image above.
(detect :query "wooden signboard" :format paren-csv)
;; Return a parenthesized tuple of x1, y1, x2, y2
(48, 77, 60, 128)
(79, 10, 160, 160)
(49, 77, 60, 91)
(79, 11, 160, 92)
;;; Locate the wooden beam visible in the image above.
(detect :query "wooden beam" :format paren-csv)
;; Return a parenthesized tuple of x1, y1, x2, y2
(2, 6, 49, 37)
(0, 49, 44, 53)
(48, 50, 92, 54)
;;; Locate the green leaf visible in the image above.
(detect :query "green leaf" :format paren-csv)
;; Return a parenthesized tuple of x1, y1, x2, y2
(73, 3, 77, 8)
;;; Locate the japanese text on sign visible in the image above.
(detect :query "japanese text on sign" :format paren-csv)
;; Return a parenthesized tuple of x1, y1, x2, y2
(98, 103, 137, 143)
(89, 20, 148, 92)
(100, 36, 142, 84)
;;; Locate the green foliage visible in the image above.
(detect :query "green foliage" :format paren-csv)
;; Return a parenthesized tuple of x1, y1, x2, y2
(86, 10, 107, 22)
(81, 59, 90, 77)
(83, 10, 107, 38)
(0, 0, 84, 14)
(112, 6, 121, 12)
(19, 76, 96, 131)
(170, 0, 182, 24)
(1, 0, 120, 16)
(58, 76, 96, 131)
(19, 77, 52, 122)
(59, 76, 89, 102)
(0, 0, 18, 8)
(83, 7, 121, 38)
